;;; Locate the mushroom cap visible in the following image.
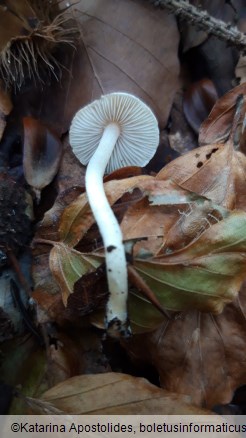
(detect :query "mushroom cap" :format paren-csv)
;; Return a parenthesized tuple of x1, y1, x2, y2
(69, 92, 159, 174)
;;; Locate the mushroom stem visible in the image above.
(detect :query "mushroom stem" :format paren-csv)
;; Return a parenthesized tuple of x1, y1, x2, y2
(85, 123, 130, 335)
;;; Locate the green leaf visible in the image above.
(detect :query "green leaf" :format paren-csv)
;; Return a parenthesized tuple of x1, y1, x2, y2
(130, 211, 246, 330)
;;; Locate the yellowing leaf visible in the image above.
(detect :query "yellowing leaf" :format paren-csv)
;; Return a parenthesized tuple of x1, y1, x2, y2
(129, 211, 246, 331)
(49, 243, 102, 305)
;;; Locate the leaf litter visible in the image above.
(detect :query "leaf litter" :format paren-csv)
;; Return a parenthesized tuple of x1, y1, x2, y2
(2, 0, 246, 415)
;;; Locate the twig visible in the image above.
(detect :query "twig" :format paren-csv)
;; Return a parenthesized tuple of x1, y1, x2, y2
(149, 0, 246, 53)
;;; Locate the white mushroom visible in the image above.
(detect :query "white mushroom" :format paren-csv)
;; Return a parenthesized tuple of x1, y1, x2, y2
(69, 92, 159, 336)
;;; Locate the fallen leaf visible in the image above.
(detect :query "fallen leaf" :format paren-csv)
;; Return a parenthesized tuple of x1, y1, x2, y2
(199, 83, 246, 146)
(29, 0, 179, 133)
(40, 373, 211, 414)
(130, 210, 246, 330)
(22, 117, 63, 200)
(54, 171, 246, 329)
(49, 243, 102, 305)
(157, 143, 234, 207)
(167, 90, 198, 156)
(31, 184, 94, 324)
(72, 0, 180, 127)
(59, 175, 151, 247)
(158, 92, 246, 213)
(121, 179, 211, 255)
(125, 281, 246, 408)
(183, 79, 218, 133)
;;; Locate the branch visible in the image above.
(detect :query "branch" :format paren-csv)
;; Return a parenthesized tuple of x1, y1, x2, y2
(149, 0, 246, 53)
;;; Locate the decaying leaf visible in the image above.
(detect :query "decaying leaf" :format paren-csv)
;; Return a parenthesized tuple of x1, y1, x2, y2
(40, 373, 211, 414)
(24, 0, 180, 134)
(22, 117, 63, 201)
(129, 210, 246, 331)
(47, 164, 246, 327)
(49, 243, 102, 306)
(199, 83, 246, 146)
(33, 85, 246, 340)
(58, 175, 151, 247)
(183, 79, 218, 133)
(125, 281, 246, 408)
(157, 140, 246, 211)
(68, 0, 180, 127)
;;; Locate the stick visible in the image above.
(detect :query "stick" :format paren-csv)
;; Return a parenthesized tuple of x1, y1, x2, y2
(149, 0, 246, 52)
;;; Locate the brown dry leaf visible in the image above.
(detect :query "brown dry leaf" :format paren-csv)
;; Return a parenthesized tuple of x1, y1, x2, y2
(183, 79, 218, 133)
(121, 197, 178, 257)
(23, 117, 63, 199)
(31, 186, 85, 324)
(125, 282, 246, 408)
(59, 175, 151, 247)
(40, 373, 211, 414)
(57, 0, 180, 129)
(166, 90, 198, 156)
(59, 175, 211, 253)
(199, 83, 246, 145)
(157, 143, 233, 206)
(45, 331, 104, 388)
(56, 174, 246, 326)
(11, 0, 180, 134)
(120, 179, 211, 256)
(31, 172, 145, 322)
(157, 92, 246, 213)
(156, 138, 246, 212)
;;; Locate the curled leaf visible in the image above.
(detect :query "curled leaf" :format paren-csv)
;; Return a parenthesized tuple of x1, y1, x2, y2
(49, 243, 102, 305)
(199, 83, 246, 145)
(23, 117, 62, 200)
(183, 79, 218, 133)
